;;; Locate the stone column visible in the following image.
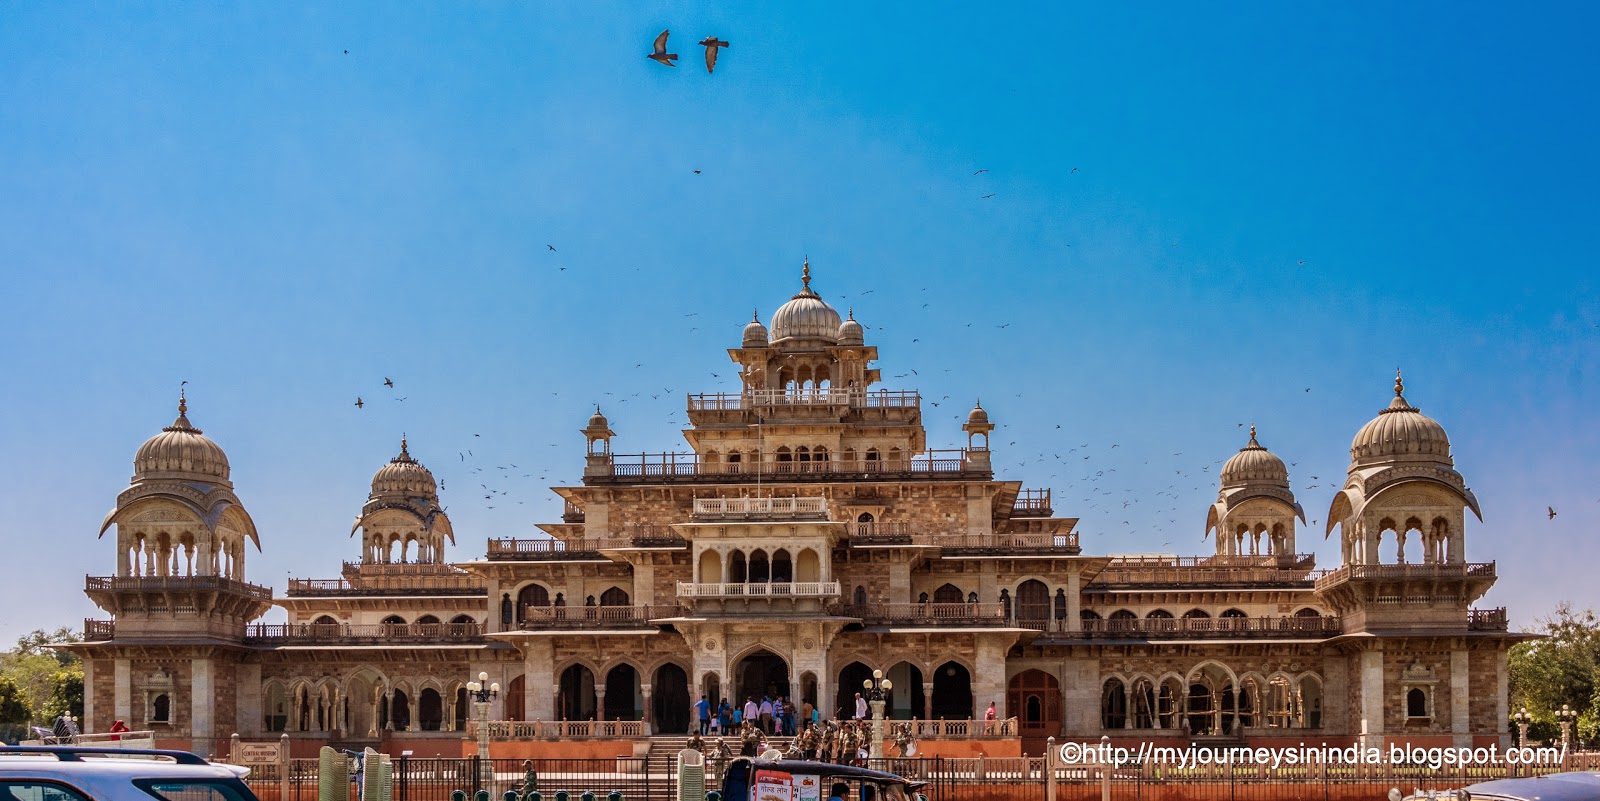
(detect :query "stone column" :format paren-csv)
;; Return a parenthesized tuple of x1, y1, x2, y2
(82, 659, 97, 733)
(922, 683, 934, 721)
(114, 659, 132, 722)
(641, 683, 654, 734)
(972, 636, 1008, 721)
(1321, 654, 1349, 734)
(236, 663, 261, 735)
(1359, 648, 1385, 746)
(1451, 650, 1470, 748)
(1496, 648, 1511, 749)
(1065, 570, 1082, 633)
(1061, 656, 1098, 736)
(595, 687, 607, 722)
(524, 640, 555, 721)
(191, 658, 215, 755)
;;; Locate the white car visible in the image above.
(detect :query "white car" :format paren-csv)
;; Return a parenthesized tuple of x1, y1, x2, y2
(0, 747, 259, 801)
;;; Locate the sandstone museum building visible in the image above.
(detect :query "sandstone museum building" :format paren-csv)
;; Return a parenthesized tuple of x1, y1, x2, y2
(67, 266, 1516, 759)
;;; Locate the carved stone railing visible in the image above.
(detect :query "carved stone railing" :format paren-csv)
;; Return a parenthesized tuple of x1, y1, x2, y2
(517, 605, 681, 628)
(245, 622, 483, 644)
(85, 575, 273, 600)
(1313, 561, 1496, 591)
(691, 496, 829, 520)
(687, 389, 920, 411)
(1012, 489, 1052, 517)
(677, 581, 841, 599)
(84, 619, 115, 641)
(848, 522, 915, 545)
(486, 538, 606, 560)
(464, 719, 648, 739)
(831, 602, 1008, 625)
(285, 574, 484, 596)
(930, 532, 1079, 552)
(1468, 607, 1509, 631)
(901, 718, 1019, 738)
(1094, 556, 1324, 588)
(598, 449, 984, 483)
(1067, 615, 1342, 639)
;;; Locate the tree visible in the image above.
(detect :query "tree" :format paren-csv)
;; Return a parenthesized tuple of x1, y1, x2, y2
(41, 667, 83, 721)
(0, 675, 29, 724)
(1509, 603, 1600, 742)
(0, 627, 82, 722)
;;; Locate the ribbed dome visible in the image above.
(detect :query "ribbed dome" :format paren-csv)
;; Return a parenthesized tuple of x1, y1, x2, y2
(1221, 426, 1289, 487)
(133, 393, 231, 482)
(371, 438, 437, 497)
(742, 310, 770, 348)
(966, 402, 990, 426)
(837, 310, 864, 346)
(1349, 373, 1452, 466)
(587, 408, 610, 430)
(769, 261, 841, 343)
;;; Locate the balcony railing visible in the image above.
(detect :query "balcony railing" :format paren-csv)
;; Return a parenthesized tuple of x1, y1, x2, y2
(1062, 615, 1342, 639)
(517, 604, 682, 628)
(285, 574, 484, 597)
(1093, 555, 1325, 588)
(486, 538, 606, 560)
(692, 496, 829, 520)
(930, 532, 1080, 552)
(562, 500, 585, 523)
(340, 561, 466, 576)
(599, 449, 983, 482)
(677, 581, 841, 599)
(848, 522, 915, 545)
(687, 389, 920, 411)
(464, 720, 648, 740)
(901, 718, 1019, 739)
(1468, 607, 1509, 631)
(1313, 561, 1496, 591)
(84, 619, 115, 641)
(831, 602, 1008, 625)
(1012, 489, 1053, 517)
(85, 575, 273, 600)
(245, 622, 484, 645)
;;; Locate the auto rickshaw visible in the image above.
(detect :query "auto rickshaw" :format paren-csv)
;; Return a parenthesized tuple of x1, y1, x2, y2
(719, 757, 928, 801)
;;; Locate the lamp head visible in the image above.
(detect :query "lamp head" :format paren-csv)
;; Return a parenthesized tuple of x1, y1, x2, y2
(468, 681, 481, 692)
(479, 671, 490, 683)
(491, 682, 501, 693)
(881, 679, 893, 691)
(873, 669, 884, 680)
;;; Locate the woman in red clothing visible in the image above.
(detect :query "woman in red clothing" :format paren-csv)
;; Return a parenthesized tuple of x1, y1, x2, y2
(109, 719, 129, 741)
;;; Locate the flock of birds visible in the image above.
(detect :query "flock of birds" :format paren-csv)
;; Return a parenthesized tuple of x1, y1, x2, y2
(331, 27, 1578, 542)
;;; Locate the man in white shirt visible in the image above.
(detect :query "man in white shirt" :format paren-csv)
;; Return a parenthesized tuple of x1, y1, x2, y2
(743, 696, 759, 729)
(759, 697, 775, 734)
(854, 692, 867, 720)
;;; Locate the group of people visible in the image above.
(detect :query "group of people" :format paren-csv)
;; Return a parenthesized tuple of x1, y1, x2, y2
(695, 694, 814, 737)
(687, 717, 917, 774)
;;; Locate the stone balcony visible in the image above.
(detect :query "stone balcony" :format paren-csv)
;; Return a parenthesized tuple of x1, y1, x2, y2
(516, 604, 682, 630)
(690, 496, 830, 521)
(244, 621, 485, 645)
(676, 581, 840, 599)
(587, 449, 988, 485)
(1034, 614, 1343, 640)
(830, 602, 1009, 627)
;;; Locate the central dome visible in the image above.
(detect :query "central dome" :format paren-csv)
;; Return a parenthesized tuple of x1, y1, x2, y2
(1221, 426, 1289, 487)
(133, 393, 231, 482)
(371, 438, 438, 497)
(1349, 373, 1451, 467)
(769, 261, 841, 343)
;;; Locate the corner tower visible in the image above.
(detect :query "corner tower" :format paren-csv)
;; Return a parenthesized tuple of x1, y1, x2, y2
(1204, 426, 1304, 560)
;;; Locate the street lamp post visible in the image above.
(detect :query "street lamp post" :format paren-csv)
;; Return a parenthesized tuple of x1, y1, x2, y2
(1556, 704, 1577, 749)
(1513, 707, 1532, 747)
(467, 672, 501, 788)
(863, 670, 893, 760)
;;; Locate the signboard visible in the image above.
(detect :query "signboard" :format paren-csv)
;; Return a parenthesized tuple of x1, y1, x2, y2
(753, 770, 794, 801)
(234, 742, 283, 764)
(794, 775, 821, 801)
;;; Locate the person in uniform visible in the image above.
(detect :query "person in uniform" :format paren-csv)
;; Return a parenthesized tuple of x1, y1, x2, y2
(740, 720, 762, 757)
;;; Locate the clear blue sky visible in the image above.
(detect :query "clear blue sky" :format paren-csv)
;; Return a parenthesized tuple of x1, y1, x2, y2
(2, 3, 1596, 641)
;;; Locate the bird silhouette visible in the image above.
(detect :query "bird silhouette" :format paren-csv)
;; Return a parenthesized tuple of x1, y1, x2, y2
(698, 37, 728, 73)
(354, 397, 364, 409)
(384, 377, 394, 388)
(1548, 506, 1557, 520)
(980, 193, 996, 199)
(649, 30, 679, 67)
(547, 244, 556, 252)
(973, 169, 988, 175)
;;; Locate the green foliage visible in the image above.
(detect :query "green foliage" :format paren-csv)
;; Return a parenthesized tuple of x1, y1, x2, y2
(1509, 603, 1600, 740)
(41, 667, 83, 720)
(0, 627, 83, 722)
(0, 675, 30, 724)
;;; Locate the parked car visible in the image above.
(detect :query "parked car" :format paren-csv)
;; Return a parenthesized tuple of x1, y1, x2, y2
(0, 746, 258, 801)
(1402, 772, 1600, 801)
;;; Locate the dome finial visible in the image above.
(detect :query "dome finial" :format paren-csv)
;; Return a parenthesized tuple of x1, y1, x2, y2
(400, 433, 408, 455)
(178, 388, 187, 417)
(848, 307, 854, 320)
(752, 308, 760, 323)
(1248, 423, 1258, 445)
(1395, 368, 1405, 398)
(802, 257, 811, 291)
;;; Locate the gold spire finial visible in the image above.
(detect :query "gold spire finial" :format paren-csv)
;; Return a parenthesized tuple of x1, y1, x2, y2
(802, 257, 811, 290)
(1395, 368, 1405, 398)
(400, 434, 408, 455)
(1248, 424, 1258, 446)
(178, 388, 187, 417)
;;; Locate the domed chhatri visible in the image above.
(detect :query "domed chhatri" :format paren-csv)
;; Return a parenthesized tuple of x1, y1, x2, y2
(741, 309, 770, 348)
(768, 259, 842, 343)
(370, 436, 438, 498)
(1348, 370, 1452, 467)
(836, 309, 864, 346)
(133, 390, 231, 483)
(1221, 425, 1290, 487)
(966, 400, 991, 427)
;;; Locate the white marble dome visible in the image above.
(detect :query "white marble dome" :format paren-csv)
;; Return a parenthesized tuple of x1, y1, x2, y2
(769, 262, 841, 343)
(371, 438, 437, 497)
(1221, 427, 1289, 487)
(1349, 374, 1452, 467)
(133, 394, 230, 482)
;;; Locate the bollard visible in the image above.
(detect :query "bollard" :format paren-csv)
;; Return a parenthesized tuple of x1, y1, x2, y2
(452, 792, 466, 801)
(530, 794, 542, 801)
(506, 793, 519, 801)
(705, 792, 722, 801)
(581, 792, 595, 801)
(555, 791, 569, 801)
(477, 792, 490, 801)
(608, 793, 621, 801)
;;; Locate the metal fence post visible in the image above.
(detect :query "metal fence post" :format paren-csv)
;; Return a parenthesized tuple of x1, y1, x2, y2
(472, 756, 482, 795)
(280, 734, 291, 801)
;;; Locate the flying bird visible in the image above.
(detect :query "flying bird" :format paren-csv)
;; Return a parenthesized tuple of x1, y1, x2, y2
(980, 193, 996, 199)
(548, 244, 557, 252)
(973, 169, 988, 175)
(384, 377, 394, 388)
(698, 37, 729, 73)
(354, 397, 364, 409)
(648, 30, 679, 67)
(1548, 506, 1557, 520)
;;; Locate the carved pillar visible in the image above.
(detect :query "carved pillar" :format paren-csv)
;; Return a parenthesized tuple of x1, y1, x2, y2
(595, 687, 607, 722)
(641, 683, 654, 734)
(923, 683, 934, 721)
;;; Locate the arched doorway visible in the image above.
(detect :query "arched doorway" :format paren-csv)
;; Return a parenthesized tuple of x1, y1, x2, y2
(504, 676, 525, 721)
(931, 661, 973, 720)
(885, 662, 924, 720)
(605, 664, 642, 721)
(558, 664, 596, 721)
(653, 663, 692, 734)
(836, 661, 874, 720)
(1007, 669, 1061, 754)
(1016, 580, 1051, 625)
(418, 689, 444, 731)
(735, 650, 790, 705)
